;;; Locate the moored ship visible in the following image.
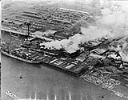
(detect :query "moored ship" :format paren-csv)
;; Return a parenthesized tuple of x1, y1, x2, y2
(1, 50, 42, 64)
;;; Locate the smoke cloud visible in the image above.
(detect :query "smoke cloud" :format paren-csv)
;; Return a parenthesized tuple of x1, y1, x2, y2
(97, 3, 128, 37)
(40, 1, 128, 54)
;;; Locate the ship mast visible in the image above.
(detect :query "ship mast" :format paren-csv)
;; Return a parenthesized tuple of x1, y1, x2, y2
(24, 21, 31, 39)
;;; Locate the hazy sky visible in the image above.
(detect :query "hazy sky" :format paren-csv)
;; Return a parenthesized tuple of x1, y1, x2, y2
(3, 0, 93, 4)
(2, 0, 128, 7)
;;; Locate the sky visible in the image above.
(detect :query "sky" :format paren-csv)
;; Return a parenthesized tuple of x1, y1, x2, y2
(1, 0, 105, 5)
(2, 0, 128, 8)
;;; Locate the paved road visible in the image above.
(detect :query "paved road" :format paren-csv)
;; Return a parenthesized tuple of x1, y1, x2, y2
(2, 55, 128, 100)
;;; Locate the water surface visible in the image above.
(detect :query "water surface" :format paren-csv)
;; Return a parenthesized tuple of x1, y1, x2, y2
(2, 55, 127, 100)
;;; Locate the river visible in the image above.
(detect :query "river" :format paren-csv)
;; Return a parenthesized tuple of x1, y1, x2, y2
(2, 54, 128, 100)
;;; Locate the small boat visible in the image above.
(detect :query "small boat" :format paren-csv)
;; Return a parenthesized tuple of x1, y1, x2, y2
(1, 50, 42, 64)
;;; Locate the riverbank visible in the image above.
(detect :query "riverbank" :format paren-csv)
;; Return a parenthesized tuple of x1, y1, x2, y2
(2, 55, 128, 100)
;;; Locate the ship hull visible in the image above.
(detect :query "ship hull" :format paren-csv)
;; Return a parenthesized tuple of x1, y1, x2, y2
(1, 51, 41, 64)
(2, 50, 79, 76)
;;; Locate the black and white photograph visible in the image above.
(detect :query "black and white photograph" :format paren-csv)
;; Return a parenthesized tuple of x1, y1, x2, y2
(1, 0, 128, 100)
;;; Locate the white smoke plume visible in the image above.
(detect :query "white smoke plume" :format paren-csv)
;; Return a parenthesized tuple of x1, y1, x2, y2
(40, 1, 128, 54)
(40, 34, 82, 53)
(96, 2, 128, 37)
